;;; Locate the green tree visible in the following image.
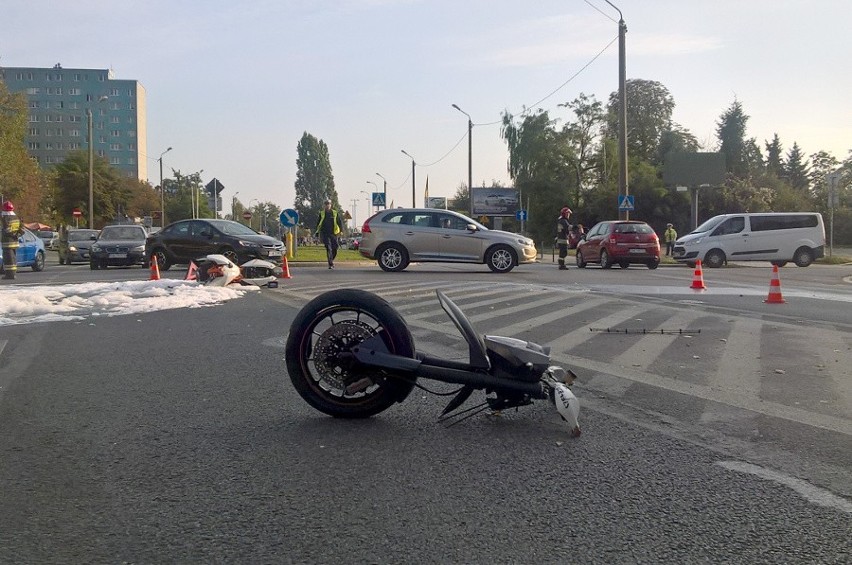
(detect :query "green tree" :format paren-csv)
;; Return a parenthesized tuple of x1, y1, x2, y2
(294, 132, 337, 230)
(164, 170, 211, 222)
(0, 78, 45, 221)
(53, 151, 126, 228)
(607, 79, 675, 163)
(783, 142, 810, 191)
(560, 93, 605, 208)
(765, 134, 784, 176)
(716, 100, 750, 178)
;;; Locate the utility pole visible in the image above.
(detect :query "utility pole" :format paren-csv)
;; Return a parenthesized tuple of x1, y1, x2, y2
(606, 1, 629, 220)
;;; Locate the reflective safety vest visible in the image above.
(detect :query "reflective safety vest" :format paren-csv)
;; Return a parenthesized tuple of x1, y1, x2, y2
(317, 208, 341, 236)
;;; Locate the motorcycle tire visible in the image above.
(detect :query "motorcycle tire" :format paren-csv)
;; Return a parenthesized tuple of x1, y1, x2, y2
(285, 289, 417, 418)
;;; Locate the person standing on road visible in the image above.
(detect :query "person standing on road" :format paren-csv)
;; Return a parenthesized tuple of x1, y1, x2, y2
(316, 199, 344, 269)
(664, 223, 678, 256)
(556, 206, 572, 270)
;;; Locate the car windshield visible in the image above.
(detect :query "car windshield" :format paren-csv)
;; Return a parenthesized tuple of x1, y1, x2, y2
(207, 220, 260, 236)
(99, 226, 145, 240)
(614, 223, 653, 234)
(69, 231, 98, 241)
(691, 216, 727, 235)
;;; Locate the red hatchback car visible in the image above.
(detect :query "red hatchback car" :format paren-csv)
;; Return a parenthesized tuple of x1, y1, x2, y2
(575, 220, 661, 269)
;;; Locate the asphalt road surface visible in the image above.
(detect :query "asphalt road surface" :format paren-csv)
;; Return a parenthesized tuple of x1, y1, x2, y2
(0, 261, 850, 563)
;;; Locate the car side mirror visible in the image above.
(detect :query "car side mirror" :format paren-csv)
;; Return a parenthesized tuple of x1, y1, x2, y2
(466, 223, 478, 232)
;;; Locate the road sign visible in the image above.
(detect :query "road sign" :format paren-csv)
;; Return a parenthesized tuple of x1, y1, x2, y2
(618, 195, 635, 211)
(279, 208, 299, 227)
(242, 211, 252, 220)
(515, 209, 527, 221)
(372, 192, 386, 207)
(72, 208, 82, 218)
(827, 172, 841, 208)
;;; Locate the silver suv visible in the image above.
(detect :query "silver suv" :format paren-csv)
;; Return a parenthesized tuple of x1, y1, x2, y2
(359, 208, 537, 273)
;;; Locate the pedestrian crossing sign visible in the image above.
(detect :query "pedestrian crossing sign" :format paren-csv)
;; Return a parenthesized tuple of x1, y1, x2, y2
(372, 192, 386, 207)
(618, 195, 635, 211)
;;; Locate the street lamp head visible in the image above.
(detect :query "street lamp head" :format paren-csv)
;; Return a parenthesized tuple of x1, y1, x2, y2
(401, 149, 415, 163)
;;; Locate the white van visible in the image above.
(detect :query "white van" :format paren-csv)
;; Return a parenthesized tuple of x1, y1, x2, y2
(672, 213, 825, 268)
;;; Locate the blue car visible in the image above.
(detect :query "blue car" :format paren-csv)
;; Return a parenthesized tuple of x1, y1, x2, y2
(0, 228, 46, 272)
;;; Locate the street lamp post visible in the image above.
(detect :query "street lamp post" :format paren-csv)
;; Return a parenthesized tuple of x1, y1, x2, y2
(605, 0, 629, 220)
(365, 181, 378, 215)
(158, 147, 172, 227)
(362, 187, 373, 220)
(375, 173, 387, 208)
(231, 191, 240, 220)
(452, 104, 474, 218)
(401, 150, 416, 207)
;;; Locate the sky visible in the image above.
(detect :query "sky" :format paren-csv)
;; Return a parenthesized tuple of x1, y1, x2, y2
(2, 0, 850, 226)
(0, 280, 253, 326)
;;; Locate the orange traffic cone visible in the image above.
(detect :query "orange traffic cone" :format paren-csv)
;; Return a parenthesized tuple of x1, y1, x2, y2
(690, 259, 706, 290)
(184, 260, 198, 281)
(149, 254, 161, 281)
(280, 256, 292, 279)
(764, 265, 786, 304)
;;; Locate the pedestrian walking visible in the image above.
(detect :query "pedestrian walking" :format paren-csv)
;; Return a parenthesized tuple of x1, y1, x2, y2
(315, 199, 344, 269)
(664, 223, 678, 256)
(556, 206, 572, 270)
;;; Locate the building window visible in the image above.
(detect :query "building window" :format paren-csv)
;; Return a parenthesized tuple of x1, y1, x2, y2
(68, 88, 80, 95)
(110, 88, 120, 96)
(111, 157, 121, 165)
(28, 142, 40, 150)
(26, 73, 33, 80)
(99, 136, 106, 143)
(29, 101, 39, 108)
(74, 73, 81, 81)
(110, 102, 120, 110)
(111, 130, 120, 137)
(98, 150, 107, 158)
(55, 129, 63, 136)
(56, 87, 63, 95)
(26, 87, 40, 95)
(128, 130, 136, 137)
(29, 128, 39, 135)
(28, 115, 39, 122)
(110, 143, 121, 150)
(111, 116, 120, 123)
(45, 142, 53, 148)
(127, 157, 135, 165)
(128, 143, 136, 150)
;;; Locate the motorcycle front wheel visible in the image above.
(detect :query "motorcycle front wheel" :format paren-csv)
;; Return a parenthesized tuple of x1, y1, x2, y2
(285, 289, 416, 418)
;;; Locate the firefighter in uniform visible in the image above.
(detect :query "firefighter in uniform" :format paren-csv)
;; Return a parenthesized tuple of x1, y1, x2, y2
(1, 200, 24, 280)
(556, 206, 573, 270)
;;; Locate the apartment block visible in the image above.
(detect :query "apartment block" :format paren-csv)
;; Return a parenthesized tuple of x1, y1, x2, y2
(1, 64, 147, 181)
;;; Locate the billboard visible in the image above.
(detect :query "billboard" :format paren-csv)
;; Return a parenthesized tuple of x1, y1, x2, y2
(471, 187, 519, 216)
(425, 196, 447, 209)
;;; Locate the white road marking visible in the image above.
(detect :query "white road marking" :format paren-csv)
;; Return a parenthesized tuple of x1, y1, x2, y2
(716, 460, 852, 514)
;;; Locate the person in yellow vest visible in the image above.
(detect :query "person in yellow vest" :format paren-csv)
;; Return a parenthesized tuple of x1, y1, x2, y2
(315, 199, 344, 269)
(664, 223, 678, 256)
(1, 200, 25, 280)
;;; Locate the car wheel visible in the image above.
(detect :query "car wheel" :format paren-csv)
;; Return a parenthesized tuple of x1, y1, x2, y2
(575, 250, 586, 268)
(771, 260, 788, 268)
(32, 251, 45, 272)
(600, 249, 612, 269)
(486, 245, 516, 273)
(90, 260, 99, 270)
(151, 249, 171, 271)
(793, 247, 814, 267)
(220, 247, 239, 265)
(647, 260, 659, 270)
(377, 243, 408, 272)
(704, 249, 725, 268)
(619, 261, 629, 269)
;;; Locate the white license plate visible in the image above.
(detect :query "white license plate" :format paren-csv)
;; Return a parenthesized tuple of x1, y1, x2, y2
(629, 248, 645, 254)
(267, 250, 282, 257)
(108, 253, 127, 258)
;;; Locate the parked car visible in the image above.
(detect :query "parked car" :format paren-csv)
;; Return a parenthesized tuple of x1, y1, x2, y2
(145, 218, 285, 271)
(35, 230, 56, 250)
(89, 224, 148, 270)
(359, 208, 537, 273)
(575, 220, 660, 269)
(0, 228, 46, 272)
(58, 228, 99, 264)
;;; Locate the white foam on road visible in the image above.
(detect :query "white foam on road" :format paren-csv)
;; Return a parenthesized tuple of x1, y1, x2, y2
(0, 280, 255, 326)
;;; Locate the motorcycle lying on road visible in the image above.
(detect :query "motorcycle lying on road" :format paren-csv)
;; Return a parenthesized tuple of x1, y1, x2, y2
(285, 289, 581, 436)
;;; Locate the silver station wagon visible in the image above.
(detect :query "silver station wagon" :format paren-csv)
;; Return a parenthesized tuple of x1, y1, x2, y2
(359, 208, 537, 273)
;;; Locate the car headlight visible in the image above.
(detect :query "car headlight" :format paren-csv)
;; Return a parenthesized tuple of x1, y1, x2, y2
(238, 240, 260, 248)
(69, 245, 78, 252)
(683, 237, 701, 246)
(132, 245, 145, 252)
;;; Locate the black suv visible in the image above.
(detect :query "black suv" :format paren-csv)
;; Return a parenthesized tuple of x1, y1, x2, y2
(145, 219, 284, 271)
(90, 224, 149, 269)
